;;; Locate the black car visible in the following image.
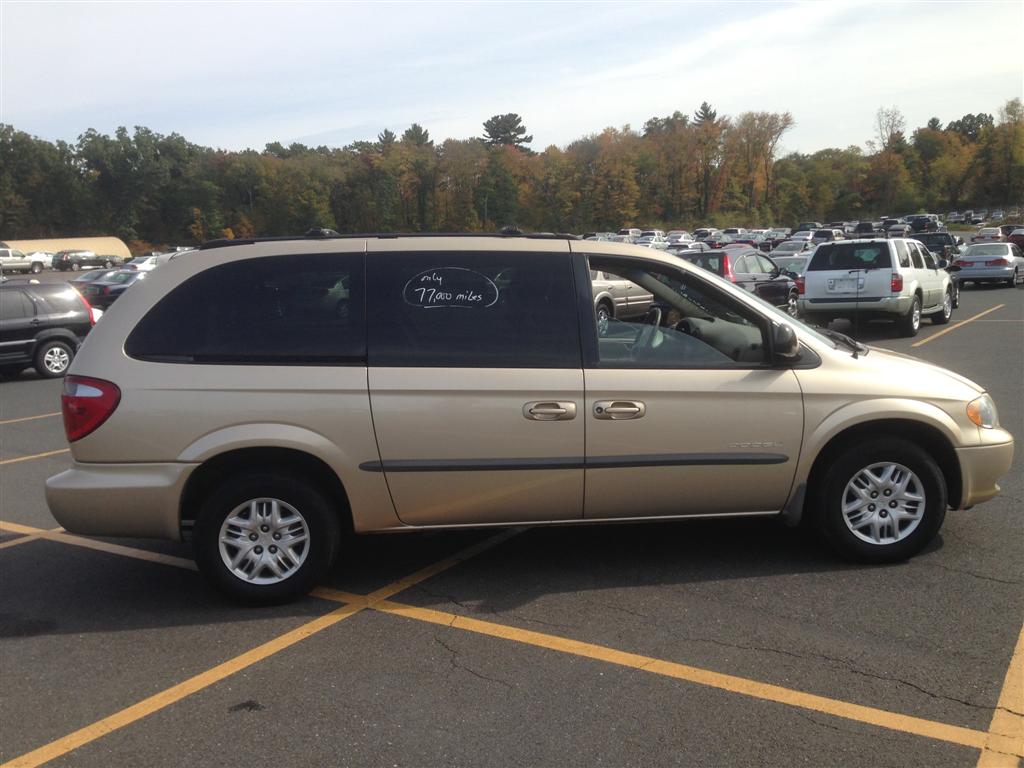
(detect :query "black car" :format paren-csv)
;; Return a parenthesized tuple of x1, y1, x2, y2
(70, 268, 120, 288)
(53, 250, 121, 271)
(80, 269, 146, 309)
(0, 283, 95, 378)
(852, 221, 880, 238)
(680, 248, 800, 317)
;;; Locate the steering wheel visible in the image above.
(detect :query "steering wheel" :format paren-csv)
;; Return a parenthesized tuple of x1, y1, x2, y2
(634, 307, 663, 352)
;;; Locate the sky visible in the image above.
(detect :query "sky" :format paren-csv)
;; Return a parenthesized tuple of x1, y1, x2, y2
(2, 1, 1022, 156)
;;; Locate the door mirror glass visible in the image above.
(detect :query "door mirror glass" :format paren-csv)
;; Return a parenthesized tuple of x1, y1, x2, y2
(771, 322, 800, 364)
(936, 258, 950, 270)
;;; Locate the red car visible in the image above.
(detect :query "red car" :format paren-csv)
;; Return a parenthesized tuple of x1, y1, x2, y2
(1007, 228, 1024, 249)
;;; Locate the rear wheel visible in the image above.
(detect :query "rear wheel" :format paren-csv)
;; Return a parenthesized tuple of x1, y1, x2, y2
(33, 340, 74, 378)
(785, 291, 799, 318)
(195, 472, 340, 603)
(30, 262, 42, 274)
(814, 438, 946, 563)
(103, 260, 113, 269)
(1007, 270, 1019, 287)
(595, 302, 612, 336)
(932, 290, 953, 324)
(897, 295, 921, 337)
(70, 262, 80, 271)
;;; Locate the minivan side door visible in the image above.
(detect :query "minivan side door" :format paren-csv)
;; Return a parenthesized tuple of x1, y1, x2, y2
(578, 252, 804, 519)
(365, 242, 585, 526)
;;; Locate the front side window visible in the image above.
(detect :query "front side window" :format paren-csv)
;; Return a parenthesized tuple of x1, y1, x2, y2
(125, 253, 365, 364)
(588, 259, 767, 368)
(367, 251, 579, 368)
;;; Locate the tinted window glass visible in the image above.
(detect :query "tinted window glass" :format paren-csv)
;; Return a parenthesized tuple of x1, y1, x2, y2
(0, 290, 33, 321)
(367, 251, 579, 368)
(587, 259, 767, 368)
(908, 242, 924, 269)
(808, 243, 891, 270)
(125, 253, 365, 364)
(894, 240, 911, 268)
(921, 249, 937, 269)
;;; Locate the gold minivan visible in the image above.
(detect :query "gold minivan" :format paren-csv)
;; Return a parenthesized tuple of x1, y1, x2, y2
(46, 235, 1014, 602)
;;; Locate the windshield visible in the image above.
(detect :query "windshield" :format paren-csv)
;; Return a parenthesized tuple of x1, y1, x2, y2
(808, 242, 891, 270)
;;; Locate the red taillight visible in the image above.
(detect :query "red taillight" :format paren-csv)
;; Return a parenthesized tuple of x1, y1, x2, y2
(795, 276, 805, 295)
(62, 376, 120, 442)
(891, 273, 904, 292)
(722, 255, 736, 282)
(73, 288, 95, 327)
(988, 258, 1011, 266)
(102, 286, 111, 295)
(954, 260, 969, 267)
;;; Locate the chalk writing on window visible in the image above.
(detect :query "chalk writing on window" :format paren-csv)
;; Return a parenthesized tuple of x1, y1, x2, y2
(402, 267, 500, 309)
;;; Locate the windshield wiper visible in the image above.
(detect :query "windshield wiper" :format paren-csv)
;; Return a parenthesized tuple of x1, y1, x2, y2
(821, 328, 868, 358)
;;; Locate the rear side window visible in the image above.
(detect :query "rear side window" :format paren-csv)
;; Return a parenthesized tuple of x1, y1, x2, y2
(894, 240, 911, 268)
(125, 253, 365, 364)
(367, 251, 579, 368)
(684, 253, 727, 276)
(908, 243, 924, 269)
(808, 243, 891, 271)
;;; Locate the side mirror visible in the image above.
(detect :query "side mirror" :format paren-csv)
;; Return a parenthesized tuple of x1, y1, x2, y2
(771, 322, 800, 365)
(937, 258, 950, 269)
(769, 266, 781, 278)
(956, 236, 964, 245)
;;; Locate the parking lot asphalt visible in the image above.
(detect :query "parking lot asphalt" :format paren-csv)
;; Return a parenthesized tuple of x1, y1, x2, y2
(1, 271, 1022, 767)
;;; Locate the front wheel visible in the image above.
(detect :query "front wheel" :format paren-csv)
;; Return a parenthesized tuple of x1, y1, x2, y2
(814, 438, 946, 563)
(785, 291, 800, 318)
(70, 262, 80, 271)
(595, 303, 612, 336)
(30, 262, 43, 274)
(194, 472, 340, 603)
(932, 290, 953, 324)
(897, 295, 921, 337)
(103, 260, 113, 269)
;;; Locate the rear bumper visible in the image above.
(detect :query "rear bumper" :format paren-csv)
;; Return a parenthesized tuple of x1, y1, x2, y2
(46, 461, 197, 540)
(956, 436, 1014, 509)
(958, 267, 1014, 281)
(798, 294, 910, 317)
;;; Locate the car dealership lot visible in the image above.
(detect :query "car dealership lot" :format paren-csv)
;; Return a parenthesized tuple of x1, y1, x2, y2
(1, 281, 1022, 767)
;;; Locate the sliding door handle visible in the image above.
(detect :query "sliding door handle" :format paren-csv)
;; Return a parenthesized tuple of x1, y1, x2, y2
(523, 401, 577, 421)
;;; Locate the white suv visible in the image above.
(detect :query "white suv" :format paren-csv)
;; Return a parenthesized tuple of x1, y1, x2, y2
(798, 238, 955, 336)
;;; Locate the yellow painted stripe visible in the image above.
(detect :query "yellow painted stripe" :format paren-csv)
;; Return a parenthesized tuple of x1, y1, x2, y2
(1, 527, 521, 768)
(375, 600, 1017, 755)
(0, 601, 364, 768)
(0, 521, 196, 570)
(0, 412, 61, 426)
(977, 622, 1024, 767)
(912, 304, 1005, 348)
(0, 448, 69, 466)
(0, 534, 42, 550)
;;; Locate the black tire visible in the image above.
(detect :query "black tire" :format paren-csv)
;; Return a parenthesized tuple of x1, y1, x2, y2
(952, 283, 960, 308)
(70, 262, 80, 271)
(30, 262, 42, 274)
(33, 339, 74, 378)
(785, 290, 800, 318)
(194, 471, 341, 603)
(103, 260, 113, 269)
(814, 438, 946, 563)
(1006, 271, 1018, 287)
(897, 295, 921, 337)
(932, 289, 953, 325)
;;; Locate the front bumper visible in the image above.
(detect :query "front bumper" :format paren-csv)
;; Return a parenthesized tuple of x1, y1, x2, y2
(956, 433, 1014, 508)
(46, 461, 197, 540)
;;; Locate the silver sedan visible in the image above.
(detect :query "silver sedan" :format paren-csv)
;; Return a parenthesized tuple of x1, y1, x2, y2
(954, 243, 1024, 287)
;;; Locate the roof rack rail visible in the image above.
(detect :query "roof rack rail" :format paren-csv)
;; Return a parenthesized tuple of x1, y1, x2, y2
(199, 231, 581, 250)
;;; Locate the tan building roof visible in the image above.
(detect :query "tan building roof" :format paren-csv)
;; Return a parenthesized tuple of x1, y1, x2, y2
(0, 236, 131, 260)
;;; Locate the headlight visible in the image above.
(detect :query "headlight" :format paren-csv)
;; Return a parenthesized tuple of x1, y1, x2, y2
(967, 394, 999, 429)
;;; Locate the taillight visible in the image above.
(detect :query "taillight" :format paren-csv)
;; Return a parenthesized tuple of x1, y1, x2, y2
(73, 288, 95, 326)
(988, 258, 1011, 266)
(795, 276, 805, 295)
(62, 376, 120, 442)
(954, 260, 969, 267)
(102, 286, 111, 295)
(722, 255, 736, 282)
(891, 273, 904, 292)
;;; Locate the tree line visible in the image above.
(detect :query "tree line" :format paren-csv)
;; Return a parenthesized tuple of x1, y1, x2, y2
(1, 100, 1021, 252)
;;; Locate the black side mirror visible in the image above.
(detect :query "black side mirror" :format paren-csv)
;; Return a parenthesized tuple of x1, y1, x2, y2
(956, 237, 964, 245)
(937, 258, 950, 269)
(769, 266, 781, 278)
(771, 322, 800, 365)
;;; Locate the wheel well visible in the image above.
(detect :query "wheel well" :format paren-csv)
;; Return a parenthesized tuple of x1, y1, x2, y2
(179, 447, 353, 535)
(597, 297, 613, 314)
(806, 419, 962, 512)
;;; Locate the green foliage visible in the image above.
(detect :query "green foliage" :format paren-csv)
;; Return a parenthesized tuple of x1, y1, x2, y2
(1, 100, 1020, 248)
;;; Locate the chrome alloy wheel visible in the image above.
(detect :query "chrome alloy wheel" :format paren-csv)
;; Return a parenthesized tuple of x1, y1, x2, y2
(219, 498, 310, 584)
(43, 346, 71, 373)
(842, 463, 925, 545)
(786, 293, 799, 318)
(911, 300, 921, 331)
(941, 291, 952, 319)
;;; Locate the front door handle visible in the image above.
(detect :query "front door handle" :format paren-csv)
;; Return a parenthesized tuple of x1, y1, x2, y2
(523, 401, 577, 421)
(593, 401, 646, 420)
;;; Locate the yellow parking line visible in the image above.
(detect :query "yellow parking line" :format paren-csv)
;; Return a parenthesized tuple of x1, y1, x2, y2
(0, 412, 61, 426)
(912, 304, 1005, 348)
(0, 521, 196, 570)
(370, 599, 1019, 757)
(0, 449, 69, 466)
(0, 528, 522, 768)
(977, 622, 1024, 767)
(0, 526, 63, 551)
(0, 534, 42, 550)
